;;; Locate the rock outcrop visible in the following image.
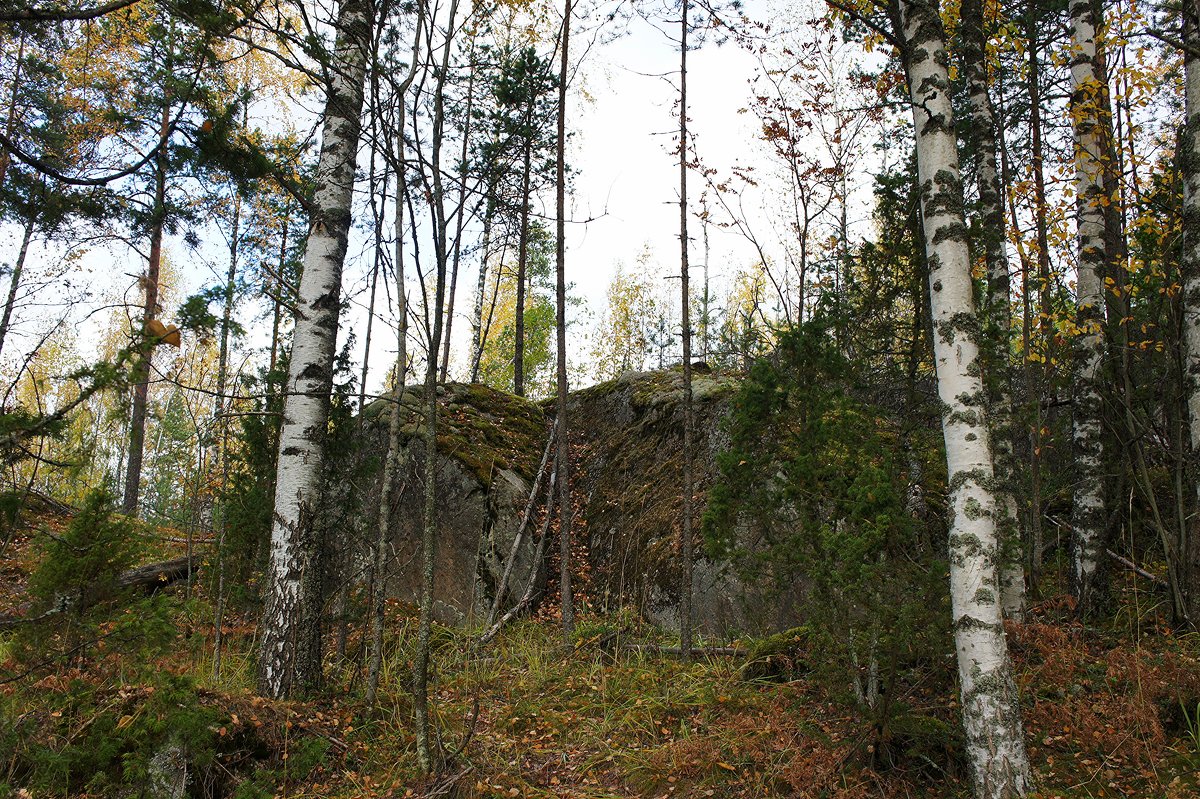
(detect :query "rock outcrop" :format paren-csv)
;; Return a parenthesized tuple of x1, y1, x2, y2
(567, 369, 804, 635)
(354, 383, 549, 625)
(345, 370, 805, 635)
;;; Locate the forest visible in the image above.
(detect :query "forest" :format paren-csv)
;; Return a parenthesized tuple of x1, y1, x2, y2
(0, 0, 1197, 796)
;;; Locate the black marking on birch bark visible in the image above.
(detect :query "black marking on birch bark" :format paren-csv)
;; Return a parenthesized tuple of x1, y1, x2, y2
(299, 363, 327, 381)
(954, 615, 1004, 634)
(932, 222, 969, 245)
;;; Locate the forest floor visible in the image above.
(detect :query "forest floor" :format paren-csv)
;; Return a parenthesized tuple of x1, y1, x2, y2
(2, 505, 1200, 798)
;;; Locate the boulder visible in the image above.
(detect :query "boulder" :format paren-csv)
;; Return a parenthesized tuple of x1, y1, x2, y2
(346, 372, 806, 635)
(567, 369, 805, 635)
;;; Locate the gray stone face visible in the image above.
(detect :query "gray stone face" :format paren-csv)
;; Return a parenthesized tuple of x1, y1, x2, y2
(345, 375, 805, 635)
(351, 385, 547, 624)
(569, 371, 804, 636)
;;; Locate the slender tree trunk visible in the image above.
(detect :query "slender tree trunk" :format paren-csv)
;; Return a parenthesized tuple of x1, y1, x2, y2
(894, 0, 1031, 793)
(1181, 0, 1200, 625)
(514, 140, 532, 397)
(0, 213, 34, 360)
(1068, 0, 1108, 616)
(366, 13, 422, 697)
(339, 147, 389, 662)
(677, 0, 695, 661)
(441, 59, 475, 383)
(1027, 12, 1053, 597)
(555, 0, 574, 643)
(257, 0, 370, 699)
(960, 0, 1024, 620)
(470, 208, 493, 382)
(211, 189, 241, 680)
(269, 210, 290, 381)
(414, 1, 459, 766)
(123, 101, 170, 518)
(367, 149, 411, 708)
(700, 203, 711, 362)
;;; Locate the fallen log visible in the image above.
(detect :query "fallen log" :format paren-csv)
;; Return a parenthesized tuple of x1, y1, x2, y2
(620, 644, 746, 657)
(0, 556, 198, 628)
(117, 555, 198, 591)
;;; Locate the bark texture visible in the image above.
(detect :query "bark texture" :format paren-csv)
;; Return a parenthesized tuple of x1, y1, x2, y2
(960, 0, 1024, 621)
(122, 100, 171, 518)
(896, 0, 1032, 793)
(256, 0, 369, 699)
(677, 0, 695, 660)
(1067, 0, 1108, 614)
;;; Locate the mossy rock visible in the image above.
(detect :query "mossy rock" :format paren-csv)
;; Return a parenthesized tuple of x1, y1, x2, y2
(739, 625, 812, 681)
(371, 382, 548, 486)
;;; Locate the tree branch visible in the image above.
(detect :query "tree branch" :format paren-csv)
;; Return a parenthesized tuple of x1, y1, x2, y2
(0, 0, 141, 22)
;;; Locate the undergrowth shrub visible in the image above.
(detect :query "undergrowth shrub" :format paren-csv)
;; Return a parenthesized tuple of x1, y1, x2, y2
(0, 673, 226, 797)
(703, 321, 951, 767)
(10, 490, 173, 671)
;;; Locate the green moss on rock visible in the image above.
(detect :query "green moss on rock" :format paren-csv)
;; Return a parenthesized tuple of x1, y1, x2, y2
(369, 382, 548, 487)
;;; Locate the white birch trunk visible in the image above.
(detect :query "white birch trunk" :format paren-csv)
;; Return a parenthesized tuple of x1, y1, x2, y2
(257, 0, 370, 699)
(960, 0, 1025, 621)
(1068, 0, 1108, 613)
(897, 0, 1031, 794)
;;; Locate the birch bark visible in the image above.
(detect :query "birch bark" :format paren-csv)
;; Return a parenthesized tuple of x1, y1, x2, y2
(959, 0, 1024, 620)
(256, 0, 370, 699)
(896, 0, 1031, 793)
(1067, 0, 1108, 614)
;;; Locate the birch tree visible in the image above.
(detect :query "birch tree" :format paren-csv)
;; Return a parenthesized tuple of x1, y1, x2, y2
(256, 0, 371, 699)
(958, 0, 1024, 620)
(1067, 0, 1108, 615)
(891, 0, 1032, 792)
